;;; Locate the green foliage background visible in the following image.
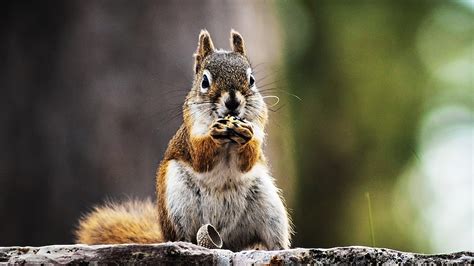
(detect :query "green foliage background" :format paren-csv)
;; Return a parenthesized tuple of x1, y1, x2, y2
(276, 0, 473, 252)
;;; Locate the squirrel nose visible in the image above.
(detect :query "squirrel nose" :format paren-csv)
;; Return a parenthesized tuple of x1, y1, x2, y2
(225, 98, 240, 111)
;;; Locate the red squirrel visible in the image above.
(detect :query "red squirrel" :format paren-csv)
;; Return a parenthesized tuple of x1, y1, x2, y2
(75, 30, 292, 251)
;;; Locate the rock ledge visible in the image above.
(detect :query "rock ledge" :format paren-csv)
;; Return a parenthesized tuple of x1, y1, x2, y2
(0, 242, 472, 264)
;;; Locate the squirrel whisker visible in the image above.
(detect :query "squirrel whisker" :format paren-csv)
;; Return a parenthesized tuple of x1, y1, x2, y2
(262, 95, 280, 108)
(259, 88, 302, 102)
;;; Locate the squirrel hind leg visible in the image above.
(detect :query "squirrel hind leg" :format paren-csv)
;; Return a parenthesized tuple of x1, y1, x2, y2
(75, 199, 163, 244)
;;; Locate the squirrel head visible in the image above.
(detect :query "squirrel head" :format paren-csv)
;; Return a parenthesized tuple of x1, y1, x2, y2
(185, 29, 268, 137)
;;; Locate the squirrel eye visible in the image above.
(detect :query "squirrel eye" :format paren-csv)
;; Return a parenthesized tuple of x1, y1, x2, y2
(201, 73, 210, 92)
(249, 75, 255, 87)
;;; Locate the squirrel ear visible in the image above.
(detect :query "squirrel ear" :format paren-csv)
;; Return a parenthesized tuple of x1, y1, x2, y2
(230, 29, 246, 56)
(194, 29, 215, 73)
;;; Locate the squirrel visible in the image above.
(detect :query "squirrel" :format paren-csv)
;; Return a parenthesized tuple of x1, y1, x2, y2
(75, 29, 292, 251)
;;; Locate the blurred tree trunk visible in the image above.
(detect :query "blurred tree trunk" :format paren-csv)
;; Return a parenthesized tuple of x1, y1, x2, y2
(0, 0, 280, 246)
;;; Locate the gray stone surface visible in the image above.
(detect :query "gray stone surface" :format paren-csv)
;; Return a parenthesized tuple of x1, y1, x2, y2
(0, 242, 472, 265)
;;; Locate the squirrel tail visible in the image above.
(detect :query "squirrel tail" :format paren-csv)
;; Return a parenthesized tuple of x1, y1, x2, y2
(75, 199, 163, 244)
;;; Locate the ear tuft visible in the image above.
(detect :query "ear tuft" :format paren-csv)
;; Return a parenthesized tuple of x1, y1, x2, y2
(230, 29, 246, 56)
(198, 29, 215, 57)
(194, 29, 215, 73)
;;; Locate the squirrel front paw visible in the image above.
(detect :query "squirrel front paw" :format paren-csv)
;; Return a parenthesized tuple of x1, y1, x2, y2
(210, 115, 253, 145)
(210, 118, 233, 145)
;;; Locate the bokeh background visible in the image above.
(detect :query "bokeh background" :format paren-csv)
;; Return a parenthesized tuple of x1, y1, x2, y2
(1, 0, 472, 253)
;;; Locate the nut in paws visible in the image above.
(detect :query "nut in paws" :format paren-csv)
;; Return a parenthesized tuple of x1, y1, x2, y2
(210, 115, 253, 145)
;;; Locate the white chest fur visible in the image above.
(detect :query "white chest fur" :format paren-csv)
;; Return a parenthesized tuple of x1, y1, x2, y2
(164, 158, 274, 246)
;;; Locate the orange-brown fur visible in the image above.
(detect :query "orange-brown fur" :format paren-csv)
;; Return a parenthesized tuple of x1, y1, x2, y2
(189, 135, 221, 172)
(156, 160, 177, 242)
(76, 199, 162, 244)
(237, 138, 262, 172)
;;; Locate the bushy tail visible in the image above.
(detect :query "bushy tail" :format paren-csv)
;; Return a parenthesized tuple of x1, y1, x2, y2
(75, 199, 163, 244)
